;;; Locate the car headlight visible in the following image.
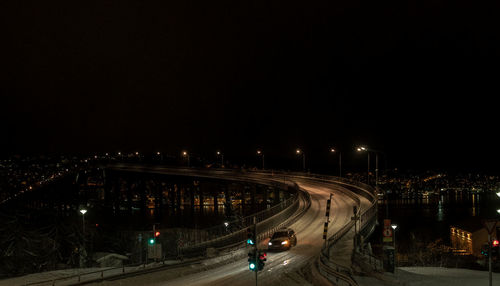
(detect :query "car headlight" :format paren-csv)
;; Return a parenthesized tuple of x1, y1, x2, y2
(281, 240, 288, 245)
(268, 242, 272, 246)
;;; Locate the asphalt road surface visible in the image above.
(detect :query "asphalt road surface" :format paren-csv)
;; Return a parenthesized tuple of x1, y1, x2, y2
(93, 173, 371, 286)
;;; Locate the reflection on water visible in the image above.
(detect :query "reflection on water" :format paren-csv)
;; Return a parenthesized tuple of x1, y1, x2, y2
(372, 190, 498, 250)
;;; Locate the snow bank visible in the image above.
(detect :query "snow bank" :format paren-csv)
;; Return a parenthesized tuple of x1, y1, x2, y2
(355, 266, 500, 286)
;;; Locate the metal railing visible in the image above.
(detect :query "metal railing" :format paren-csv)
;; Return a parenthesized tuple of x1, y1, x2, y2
(179, 182, 308, 257)
(308, 174, 378, 286)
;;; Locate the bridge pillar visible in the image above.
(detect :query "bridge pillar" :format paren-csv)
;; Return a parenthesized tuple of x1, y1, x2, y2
(263, 186, 269, 208)
(113, 179, 121, 215)
(176, 184, 182, 214)
(126, 180, 133, 214)
(274, 187, 280, 204)
(199, 183, 204, 215)
(251, 184, 256, 211)
(190, 184, 195, 213)
(223, 185, 232, 217)
(213, 187, 218, 216)
(154, 182, 162, 217)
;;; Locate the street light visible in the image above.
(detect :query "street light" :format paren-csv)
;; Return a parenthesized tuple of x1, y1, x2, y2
(330, 148, 342, 177)
(391, 224, 398, 247)
(80, 209, 87, 236)
(358, 146, 388, 220)
(296, 149, 306, 172)
(356, 146, 371, 185)
(216, 151, 224, 167)
(257, 150, 265, 170)
(391, 223, 398, 269)
(182, 151, 190, 167)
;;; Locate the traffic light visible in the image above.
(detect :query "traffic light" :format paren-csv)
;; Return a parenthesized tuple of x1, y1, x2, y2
(257, 251, 267, 271)
(155, 231, 160, 238)
(248, 249, 256, 271)
(148, 237, 155, 245)
(247, 227, 255, 245)
(492, 240, 499, 257)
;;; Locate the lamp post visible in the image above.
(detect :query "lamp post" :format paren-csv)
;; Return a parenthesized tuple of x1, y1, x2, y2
(357, 146, 387, 217)
(391, 224, 398, 269)
(216, 151, 224, 167)
(330, 148, 342, 177)
(182, 151, 190, 167)
(356, 147, 371, 185)
(296, 149, 306, 172)
(257, 150, 265, 170)
(80, 209, 87, 236)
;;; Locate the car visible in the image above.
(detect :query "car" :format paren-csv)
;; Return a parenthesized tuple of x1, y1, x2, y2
(267, 228, 297, 251)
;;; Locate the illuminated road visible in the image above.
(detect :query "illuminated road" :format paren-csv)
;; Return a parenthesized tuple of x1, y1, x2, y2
(92, 170, 371, 286)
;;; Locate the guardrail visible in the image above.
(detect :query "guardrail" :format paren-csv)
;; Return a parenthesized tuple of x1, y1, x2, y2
(23, 175, 308, 286)
(308, 174, 378, 286)
(178, 181, 302, 257)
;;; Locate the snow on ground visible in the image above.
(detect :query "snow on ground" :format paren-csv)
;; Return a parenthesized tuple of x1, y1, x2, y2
(355, 267, 500, 286)
(0, 260, 185, 286)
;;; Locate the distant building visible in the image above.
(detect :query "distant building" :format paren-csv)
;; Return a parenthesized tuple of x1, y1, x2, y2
(450, 219, 498, 256)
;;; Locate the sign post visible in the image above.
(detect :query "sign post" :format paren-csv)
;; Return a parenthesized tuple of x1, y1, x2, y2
(483, 220, 497, 286)
(382, 219, 395, 273)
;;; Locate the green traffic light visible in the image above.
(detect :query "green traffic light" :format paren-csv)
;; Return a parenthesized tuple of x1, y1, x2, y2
(149, 238, 155, 245)
(249, 262, 256, 270)
(247, 239, 254, 245)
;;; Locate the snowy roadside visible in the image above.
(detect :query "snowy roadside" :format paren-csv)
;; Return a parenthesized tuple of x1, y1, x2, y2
(355, 266, 500, 286)
(0, 247, 253, 286)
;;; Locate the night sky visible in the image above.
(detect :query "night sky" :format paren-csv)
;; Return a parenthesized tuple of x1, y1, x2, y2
(1, 1, 499, 172)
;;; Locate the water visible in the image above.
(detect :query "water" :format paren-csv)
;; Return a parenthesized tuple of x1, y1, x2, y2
(370, 190, 500, 252)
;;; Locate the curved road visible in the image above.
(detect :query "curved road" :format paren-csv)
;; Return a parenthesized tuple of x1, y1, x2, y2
(92, 168, 372, 286)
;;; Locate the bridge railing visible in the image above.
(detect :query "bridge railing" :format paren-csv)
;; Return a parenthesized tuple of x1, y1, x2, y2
(179, 181, 305, 257)
(311, 175, 377, 286)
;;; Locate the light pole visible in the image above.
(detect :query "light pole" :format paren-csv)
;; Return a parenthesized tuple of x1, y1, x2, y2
(182, 151, 190, 167)
(80, 209, 87, 236)
(357, 146, 387, 215)
(391, 223, 398, 269)
(257, 150, 265, 170)
(296, 149, 305, 172)
(216, 151, 224, 167)
(356, 147, 371, 185)
(330, 148, 342, 177)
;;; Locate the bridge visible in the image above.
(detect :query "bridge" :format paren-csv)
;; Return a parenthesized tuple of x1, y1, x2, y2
(16, 165, 379, 286)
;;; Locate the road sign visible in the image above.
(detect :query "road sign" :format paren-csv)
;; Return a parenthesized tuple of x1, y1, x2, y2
(383, 227, 393, 242)
(483, 220, 498, 234)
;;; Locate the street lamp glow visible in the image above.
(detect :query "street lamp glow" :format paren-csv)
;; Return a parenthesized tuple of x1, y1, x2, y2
(157, 152, 161, 155)
(224, 222, 229, 227)
(496, 191, 500, 198)
(257, 150, 262, 155)
(118, 152, 121, 155)
(391, 224, 398, 230)
(135, 151, 139, 155)
(217, 151, 221, 155)
(80, 209, 87, 215)
(296, 149, 302, 154)
(330, 148, 335, 153)
(182, 151, 188, 156)
(497, 209, 500, 214)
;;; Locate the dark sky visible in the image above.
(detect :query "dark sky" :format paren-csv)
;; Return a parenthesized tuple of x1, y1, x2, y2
(1, 1, 499, 173)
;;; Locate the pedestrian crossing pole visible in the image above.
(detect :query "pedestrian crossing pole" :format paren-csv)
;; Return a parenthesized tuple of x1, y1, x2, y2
(323, 194, 333, 247)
